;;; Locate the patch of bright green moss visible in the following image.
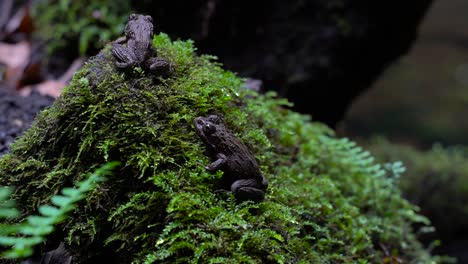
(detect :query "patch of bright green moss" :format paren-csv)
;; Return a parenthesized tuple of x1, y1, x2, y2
(0, 34, 441, 263)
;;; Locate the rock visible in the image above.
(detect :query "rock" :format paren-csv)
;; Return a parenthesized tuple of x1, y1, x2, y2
(0, 33, 438, 263)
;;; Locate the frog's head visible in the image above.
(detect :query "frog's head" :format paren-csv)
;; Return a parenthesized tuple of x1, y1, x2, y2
(127, 14, 153, 24)
(194, 115, 223, 149)
(125, 14, 154, 38)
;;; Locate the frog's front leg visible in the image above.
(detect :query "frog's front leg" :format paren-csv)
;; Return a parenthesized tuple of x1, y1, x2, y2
(206, 153, 226, 172)
(231, 178, 265, 202)
(111, 43, 137, 68)
(114, 36, 128, 44)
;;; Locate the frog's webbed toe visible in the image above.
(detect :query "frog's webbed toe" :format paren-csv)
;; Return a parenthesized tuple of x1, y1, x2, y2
(115, 60, 134, 69)
(231, 179, 265, 202)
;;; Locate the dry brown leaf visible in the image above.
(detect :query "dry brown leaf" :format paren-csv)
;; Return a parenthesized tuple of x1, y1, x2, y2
(0, 41, 30, 69)
(0, 41, 31, 89)
(20, 80, 66, 98)
(19, 57, 85, 98)
(5, 5, 34, 35)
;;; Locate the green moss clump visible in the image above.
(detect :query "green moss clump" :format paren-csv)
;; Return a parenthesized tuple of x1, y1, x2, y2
(0, 34, 440, 263)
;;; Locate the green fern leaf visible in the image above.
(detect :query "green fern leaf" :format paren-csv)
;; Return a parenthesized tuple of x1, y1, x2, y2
(0, 162, 120, 259)
(51, 195, 70, 207)
(27, 215, 56, 227)
(19, 224, 55, 236)
(38, 205, 61, 217)
(61, 188, 83, 199)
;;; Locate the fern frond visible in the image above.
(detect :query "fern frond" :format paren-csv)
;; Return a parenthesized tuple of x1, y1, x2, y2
(0, 187, 20, 222)
(0, 161, 119, 259)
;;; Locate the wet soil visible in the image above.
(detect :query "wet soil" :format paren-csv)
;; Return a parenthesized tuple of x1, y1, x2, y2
(0, 89, 54, 155)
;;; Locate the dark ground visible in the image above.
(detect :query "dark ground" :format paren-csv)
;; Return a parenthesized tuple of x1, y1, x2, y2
(0, 89, 53, 155)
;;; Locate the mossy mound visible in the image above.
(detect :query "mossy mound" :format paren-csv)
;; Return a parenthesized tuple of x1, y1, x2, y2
(0, 34, 439, 263)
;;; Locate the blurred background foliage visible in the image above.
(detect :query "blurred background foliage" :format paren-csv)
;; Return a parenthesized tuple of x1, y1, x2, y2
(342, 0, 468, 147)
(366, 138, 468, 241)
(33, 0, 130, 55)
(341, 0, 468, 261)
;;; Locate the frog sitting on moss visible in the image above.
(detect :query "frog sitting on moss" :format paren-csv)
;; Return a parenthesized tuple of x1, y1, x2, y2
(194, 115, 268, 202)
(111, 14, 170, 75)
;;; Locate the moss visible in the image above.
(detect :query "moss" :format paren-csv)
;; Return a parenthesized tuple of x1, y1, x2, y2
(0, 34, 441, 263)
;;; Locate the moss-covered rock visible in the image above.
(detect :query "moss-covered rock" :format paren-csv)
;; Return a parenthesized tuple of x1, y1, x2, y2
(0, 34, 440, 263)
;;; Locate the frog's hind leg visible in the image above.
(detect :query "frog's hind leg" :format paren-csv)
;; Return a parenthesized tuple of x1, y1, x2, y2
(146, 57, 171, 76)
(231, 179, 265, 202)
(111, 43, 136, 68)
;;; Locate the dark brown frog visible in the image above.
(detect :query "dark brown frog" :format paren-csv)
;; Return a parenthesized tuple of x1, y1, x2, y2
(194, 115, 268, 202)
(111, 14, 170, 75)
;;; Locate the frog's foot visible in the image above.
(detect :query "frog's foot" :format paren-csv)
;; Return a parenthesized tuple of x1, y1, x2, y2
(214, 189, 230, 194)
(231, 179, 265, 202)
(214, 188, 232, 199)
(115, 61, 135, 69)
(146, 57, 172, 76)
(111, 43, 137, 68)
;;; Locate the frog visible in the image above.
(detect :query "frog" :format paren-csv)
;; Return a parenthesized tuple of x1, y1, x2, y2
(111, 14, 170, 75)
(194, 115, 268, 202)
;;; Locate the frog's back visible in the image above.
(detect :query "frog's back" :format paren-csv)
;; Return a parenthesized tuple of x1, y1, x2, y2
(224, 144, 262, 179)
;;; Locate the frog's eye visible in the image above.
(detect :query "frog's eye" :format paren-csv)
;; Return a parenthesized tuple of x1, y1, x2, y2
(203, 123, 217, 134)
(145, 16, 153, 23)
(208, 115, 221, 124)
(129, 14, 137, 20)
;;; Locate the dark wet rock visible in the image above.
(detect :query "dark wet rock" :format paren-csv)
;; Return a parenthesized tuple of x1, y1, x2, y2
(134, 0, 433, 127)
